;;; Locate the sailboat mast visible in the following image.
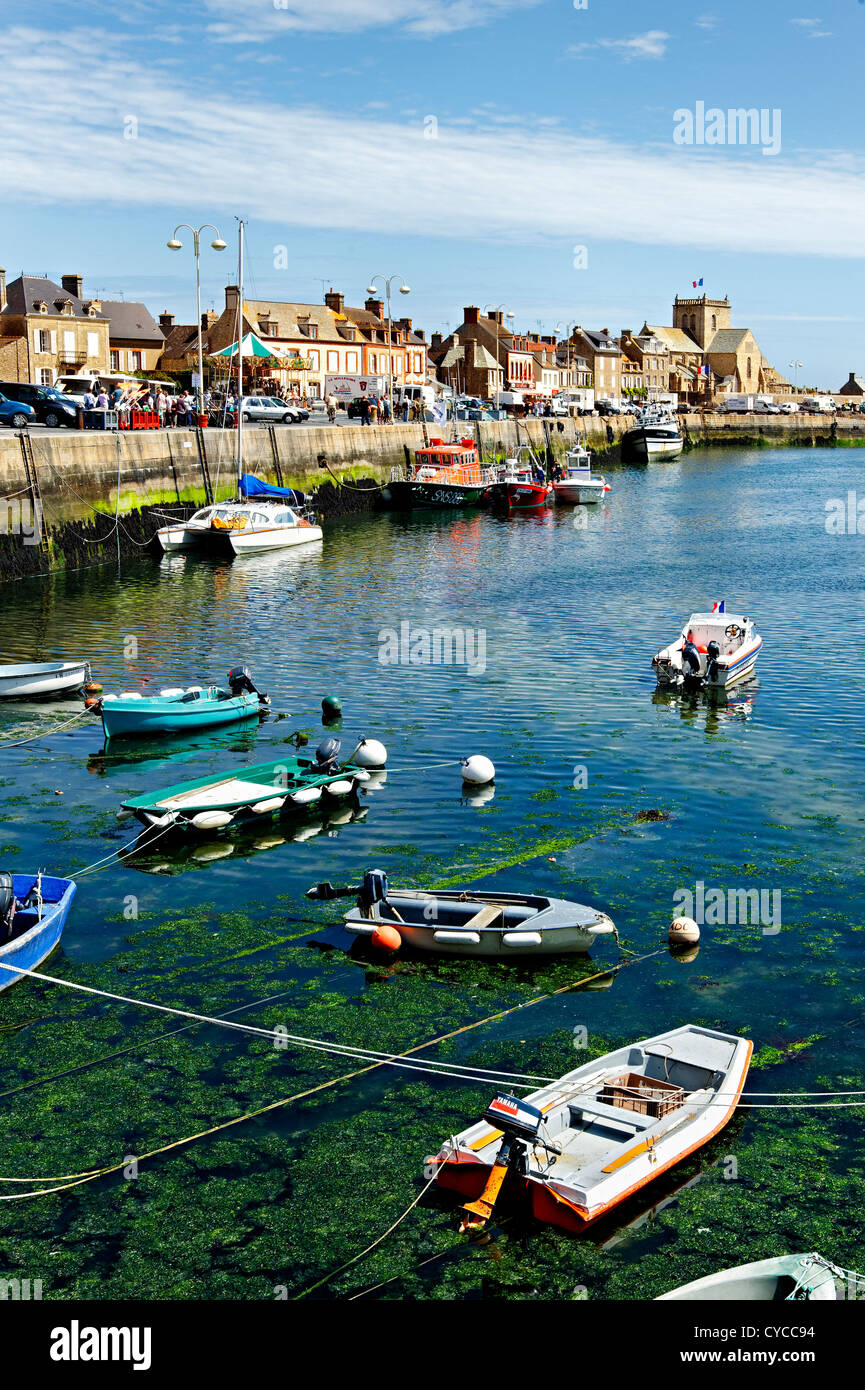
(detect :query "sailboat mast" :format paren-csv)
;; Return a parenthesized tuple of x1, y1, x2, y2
(236, 218, 245, 495)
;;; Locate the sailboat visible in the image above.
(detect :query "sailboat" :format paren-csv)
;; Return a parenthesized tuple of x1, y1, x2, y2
(155, 221, 323, 556)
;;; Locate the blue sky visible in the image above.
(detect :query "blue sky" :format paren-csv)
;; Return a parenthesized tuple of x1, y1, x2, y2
(2, 0, 862, 386)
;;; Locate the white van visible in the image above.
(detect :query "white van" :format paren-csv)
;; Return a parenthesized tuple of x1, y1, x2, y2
(393, 384, 437, 410)
(799, 395, 836, 415)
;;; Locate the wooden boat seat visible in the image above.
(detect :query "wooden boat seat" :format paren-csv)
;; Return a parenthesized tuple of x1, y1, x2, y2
(462, 903, 505, 932)
(569, 1098, 655, 1132)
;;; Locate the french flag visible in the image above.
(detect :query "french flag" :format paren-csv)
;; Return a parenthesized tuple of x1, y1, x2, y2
(711, 599, 726, 614)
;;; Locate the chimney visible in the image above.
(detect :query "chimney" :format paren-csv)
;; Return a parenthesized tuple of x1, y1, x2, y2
(0, 268, 6, 313)
(62, 273, 83, 299)
(463, 306, 480, 325)
(202, 309, 217, 330)
(225, 285, 241, 318)
(160, 311, 175, 331)
(324, 288, 344, 314)
(414, 327, 425, 342)
(621, 329, 631, 341)
(487, 309, 503, 325)
(431, 332, 443, 350)
(364, 297, 384, 318)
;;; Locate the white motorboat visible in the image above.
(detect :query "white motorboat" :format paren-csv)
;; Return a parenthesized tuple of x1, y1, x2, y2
(652, 603, 762, 691)
(156, 496, 322, 555)
(625, 405, 683, 460)
(0, 660, 90, 699)
(657, 1252, 841, 1301)
(306, 869, 616, 956)
(430, 1024, 752, 1233)
(155, 221, 323, 558)
(552, 445, 609, 505)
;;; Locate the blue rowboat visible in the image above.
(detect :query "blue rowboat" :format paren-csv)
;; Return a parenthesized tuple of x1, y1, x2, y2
(0, 873, 77, 993)
(95, 666, 268, 739)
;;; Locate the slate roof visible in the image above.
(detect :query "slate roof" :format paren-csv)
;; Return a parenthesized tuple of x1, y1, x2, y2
(642, 324, 701, 353)
(705, 328, 751, 353)
(101, 300, 164, 343)
(1, 275, 107, 319)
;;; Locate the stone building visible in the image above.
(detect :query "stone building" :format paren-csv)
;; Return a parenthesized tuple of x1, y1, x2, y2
(569, 327, 623, 402)
(101, 300, 165, 375)
(838, 371, 865, 397)
(0, 269, 109, 384)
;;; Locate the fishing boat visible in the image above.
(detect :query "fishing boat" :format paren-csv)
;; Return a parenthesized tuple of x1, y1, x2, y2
(94, 666, 268, 739)
(652, 601, 762, 691)
(623, 404, 683, 461)
(0, 872, 77, 993)
(306, 869, 615, 956)
(552, 446, 610, 505)
(657, 1252, 841, 1301)
(154, 221, 323, 556)
(385, 438, 495, 509)
(119, 738, 372, 835)
(429, 1024, 752, 1233)
(483, 449, 552, 512)
(0, 660, 90, 699)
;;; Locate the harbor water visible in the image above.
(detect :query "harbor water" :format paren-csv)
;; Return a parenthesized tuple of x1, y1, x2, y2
(0, 444, 863, 1300)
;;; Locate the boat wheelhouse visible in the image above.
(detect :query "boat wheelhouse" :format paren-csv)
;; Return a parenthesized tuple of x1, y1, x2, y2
(386, 438, 495, 508)
(484, 448, 552, 512)
(552, 446, 609, 505)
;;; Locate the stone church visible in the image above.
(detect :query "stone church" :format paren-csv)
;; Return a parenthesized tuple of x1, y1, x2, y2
(643, 294, 788, 400)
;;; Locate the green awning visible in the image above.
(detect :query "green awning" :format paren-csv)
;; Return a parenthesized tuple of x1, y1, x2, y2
(213, 332, 283, 359)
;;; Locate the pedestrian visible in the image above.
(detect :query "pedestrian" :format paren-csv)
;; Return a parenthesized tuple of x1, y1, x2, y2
(326, 393, 337, 424)
(96, 388, 109, 411)
(369, 397, 379, 425)
(382, 396, 391, 424)
(402, 397, 410, 423)
(360, 395, 370, 426)
(156, 389, 168, 426)
(83, 387, 98, 413)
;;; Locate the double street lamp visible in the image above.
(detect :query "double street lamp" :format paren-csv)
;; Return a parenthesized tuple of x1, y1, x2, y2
(484, 303, 515, 411)
(167, 223, 227, 412)
(367, 273, 410, 420)
(788, 359, 804, 393)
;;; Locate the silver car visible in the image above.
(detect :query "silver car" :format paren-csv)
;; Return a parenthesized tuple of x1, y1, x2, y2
(239, 396, 302, 423)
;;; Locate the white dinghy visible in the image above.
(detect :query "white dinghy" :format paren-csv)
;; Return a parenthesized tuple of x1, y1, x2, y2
(657, 1252, 841, 1301)
(552, 446, 609, 505)
(430, 1024, 752, 1233)
(652, 601, 762, 691)
(0, 660, 90, 699)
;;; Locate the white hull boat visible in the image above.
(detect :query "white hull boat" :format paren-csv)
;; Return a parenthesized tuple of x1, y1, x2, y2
(657, 1252, 840, 1301)
(0, 660, 90, 699)
(156, 499, 322, 555)
(307, 869, 615, 956)
(552, 445, 609, 505)
(625, 406, 683, 460)
(653, 605, 762, 691)
(431, 1024, 752, 1233)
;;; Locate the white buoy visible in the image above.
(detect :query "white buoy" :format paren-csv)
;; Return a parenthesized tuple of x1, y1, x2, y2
(250, 797, 286, 814)
(353, 738, 387, 769)
(290, 786, 322, 805)
(191, 810, 234, 831)
(461, 755, 495, 786)
(324, 779, 354, 797)
(669, 915, 700, 946)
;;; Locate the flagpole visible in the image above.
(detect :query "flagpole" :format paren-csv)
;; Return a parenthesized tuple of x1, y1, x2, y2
(236, 218, 245, 497)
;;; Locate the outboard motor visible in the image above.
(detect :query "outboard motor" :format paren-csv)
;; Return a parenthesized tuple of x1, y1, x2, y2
(705, 639, 721, 684)
(681, 640, 702, 683)
(315, 736, 342, 775)
(227, 666, 269, 707)
(459, 1093, 558, 1232)
(0, 872, 16, 943)
(357, 869, 389, 916)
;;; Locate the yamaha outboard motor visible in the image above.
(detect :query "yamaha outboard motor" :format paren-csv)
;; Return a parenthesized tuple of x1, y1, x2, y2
(681, 640, 702, 684)
(0, 872, 16, 943)
(315, 736, 342, 775)
(705, 639, 721, 684)
(227, 666, 269, 706)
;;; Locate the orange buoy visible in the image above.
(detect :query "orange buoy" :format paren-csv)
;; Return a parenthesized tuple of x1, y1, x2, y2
(371, 924, 402, 951)
(84, 697, 101, 709)
(85, 682, 103, 694)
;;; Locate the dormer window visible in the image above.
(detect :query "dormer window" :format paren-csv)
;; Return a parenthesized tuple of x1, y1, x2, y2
(35, 301, 47, 313)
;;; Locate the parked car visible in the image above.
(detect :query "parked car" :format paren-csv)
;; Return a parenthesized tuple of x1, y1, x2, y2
(272, 397, 309, 420)
(0, 381, 79, 428)
(0, 393, 36, 429)
(595, 401, 620, 417)
(779, 401, 800, 414)
(238, 395, 303, 423)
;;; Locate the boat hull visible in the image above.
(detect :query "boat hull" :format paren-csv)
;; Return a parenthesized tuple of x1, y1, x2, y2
(101, 690, 261, 738)
(485, 482, 551, 511)
(657, 1253, 838, 1301)
(0, 662, 89, 699)
(625, 429, 683, 460)
(552, 479, 607, 505)
(228, 524, 323, 553)
(655, 636, 762, 691)
(0, 875, 77, 993)
(388, 479, 486, 509)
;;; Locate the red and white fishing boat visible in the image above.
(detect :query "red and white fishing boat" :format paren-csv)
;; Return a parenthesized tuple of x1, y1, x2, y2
(483, 449, 552, 512)
(428, 1024, 751, 1235)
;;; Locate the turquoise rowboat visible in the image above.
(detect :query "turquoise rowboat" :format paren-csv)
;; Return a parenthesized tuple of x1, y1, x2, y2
(96, 667, 268, 739)
(119, 754, 370, 835)
(0, 873, 77, 993)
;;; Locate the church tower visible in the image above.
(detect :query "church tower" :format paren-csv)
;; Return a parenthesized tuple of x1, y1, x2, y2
(673, 293, 730, 349)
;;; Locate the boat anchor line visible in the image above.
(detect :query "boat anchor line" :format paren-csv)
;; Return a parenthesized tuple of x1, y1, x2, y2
(0, 707, 92, 748)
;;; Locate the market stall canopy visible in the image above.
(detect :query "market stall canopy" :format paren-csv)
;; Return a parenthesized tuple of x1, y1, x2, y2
(213, 333, 285, 359)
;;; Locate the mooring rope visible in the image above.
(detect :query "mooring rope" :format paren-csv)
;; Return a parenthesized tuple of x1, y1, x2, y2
(0, 706, 91, 747)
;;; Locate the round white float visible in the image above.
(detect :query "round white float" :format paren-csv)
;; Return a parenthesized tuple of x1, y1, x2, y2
(190, 810, 234, 831)
(353, 738, 388, 768)
(461, 755, 495, 786)
(669, 915, 700, 945)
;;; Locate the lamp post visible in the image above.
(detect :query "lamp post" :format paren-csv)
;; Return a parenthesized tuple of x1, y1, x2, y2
(484, 303, 515, 412)
(366, 274, 410, 421)
(167, 223, 227, 413)
(554, 319, 573, 394)
(788, 359, 803, 394)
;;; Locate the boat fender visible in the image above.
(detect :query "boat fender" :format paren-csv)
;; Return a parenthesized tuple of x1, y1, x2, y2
(290, 786, 322, 805)
(250, 797, 285, 814)
(323, 779, 354, 797)
(351, 769, 370, 783)
(119, 691, 144, 700)
(116, 808, 134, 821)
(159, 688, 186, 698)
(85, 682, 103, 694)
(85, 697, 102, 710)
(461, 754, 495, 786)
(190, 810, 234, 831)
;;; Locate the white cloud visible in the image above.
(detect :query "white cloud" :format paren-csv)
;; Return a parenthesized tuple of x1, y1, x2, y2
(204, 0, 539, 39)
(790, 17, 832, 36)
(570, 29, 670, 61)
(694, 14, 719, 30)
(2, 28, 864, 263)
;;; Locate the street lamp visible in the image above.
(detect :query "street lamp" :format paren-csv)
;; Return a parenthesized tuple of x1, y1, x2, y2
(168, 223, 227, 413)
(553, 320, 574, 395)
(484, 303, 515, 412)
(366, 274, 410, 420)
(788, 359, 803, 393)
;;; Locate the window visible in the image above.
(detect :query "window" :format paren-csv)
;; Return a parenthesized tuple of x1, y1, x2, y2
(327, 351, 338, 370)
(309, 350, 319, 369)
(110, 350, 120, 371)
(746, 357, 752, 380)
(711, 315, 717, 331)
(346, 352, 358, 371)
(307, 324, 318, 339)
(39, 369, 52, 385)
(36, 328, 51, 353)
(131, 350, 142, 371)
(264, 323, 278, 337)
(87, 332, 99, 358)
